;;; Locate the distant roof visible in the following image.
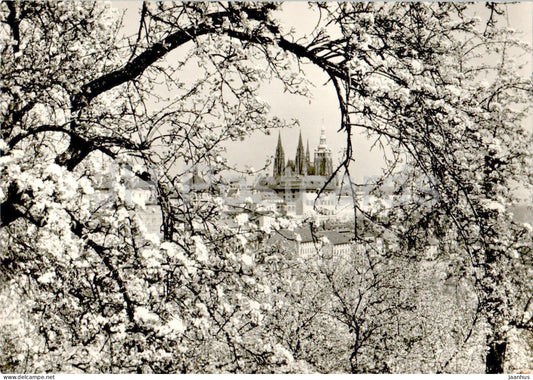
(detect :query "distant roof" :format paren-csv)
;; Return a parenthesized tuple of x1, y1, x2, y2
(268, 226, 354, 246)
(256, 175, 336, 191)
(129, 177, 155, 190)
(95, 172, 156, 192)
(323, 230, 355, 245)
(186, 172, 209, 190)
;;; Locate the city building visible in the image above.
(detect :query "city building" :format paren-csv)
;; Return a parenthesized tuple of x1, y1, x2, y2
(93, 162, 162, 236)
(267, 226, 355, 259)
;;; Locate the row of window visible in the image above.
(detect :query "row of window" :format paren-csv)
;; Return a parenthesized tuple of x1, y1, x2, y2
(299, 243, 353, 256)
(303, 199, 335, 206)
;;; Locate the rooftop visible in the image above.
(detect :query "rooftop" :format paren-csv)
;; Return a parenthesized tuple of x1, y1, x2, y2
(268, 226, 354, 246)
(257, 175, 337, 191)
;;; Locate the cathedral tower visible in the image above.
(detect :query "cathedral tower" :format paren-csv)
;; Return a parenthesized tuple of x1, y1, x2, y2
(295, 131, 306, 175)
(314, 127, 333, 177)
(273, 133, 285, 177)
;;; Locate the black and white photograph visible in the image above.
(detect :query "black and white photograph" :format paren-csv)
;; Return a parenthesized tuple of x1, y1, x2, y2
(1, 1, 532, 374)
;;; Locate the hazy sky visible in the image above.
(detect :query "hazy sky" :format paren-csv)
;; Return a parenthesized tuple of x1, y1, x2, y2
(111, 2, 532, 183)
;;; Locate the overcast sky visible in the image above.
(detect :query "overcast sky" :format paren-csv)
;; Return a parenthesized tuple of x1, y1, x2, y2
(111, 2, 532, 183)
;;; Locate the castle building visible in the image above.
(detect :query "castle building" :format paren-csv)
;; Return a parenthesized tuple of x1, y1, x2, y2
(257, 127, 338, 216)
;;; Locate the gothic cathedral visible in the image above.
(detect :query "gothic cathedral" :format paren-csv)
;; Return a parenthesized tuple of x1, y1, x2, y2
(273, 127, 333, 178)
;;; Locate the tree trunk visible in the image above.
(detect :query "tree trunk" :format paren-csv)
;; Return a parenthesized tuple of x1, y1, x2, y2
(486, 339, 507, 373)
(482, 152, 508, 374)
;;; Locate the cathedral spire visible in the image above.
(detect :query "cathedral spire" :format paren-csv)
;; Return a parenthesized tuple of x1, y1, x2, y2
(295, 131, 305, 175)
(305, 139, 311, 164)
(273, 132, 285, 177)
